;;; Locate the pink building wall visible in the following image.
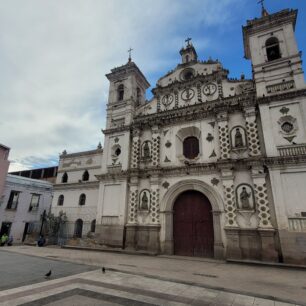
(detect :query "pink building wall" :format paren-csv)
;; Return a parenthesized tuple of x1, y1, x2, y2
(0, 144, 10, 197)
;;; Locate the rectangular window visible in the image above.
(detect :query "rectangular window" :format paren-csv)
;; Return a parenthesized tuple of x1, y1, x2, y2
(29, 194, 40, 212)
(6, 191, 20, 210)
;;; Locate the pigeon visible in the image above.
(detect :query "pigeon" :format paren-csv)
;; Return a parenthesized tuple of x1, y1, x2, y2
(45, 270, 52, 278)
(102, 267, 106, 273)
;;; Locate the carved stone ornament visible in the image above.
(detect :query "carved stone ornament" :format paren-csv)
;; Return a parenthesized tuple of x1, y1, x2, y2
(208, 121, 215, 128)
(280, 106, 290, 115)
(235, 184, 255, 211)
(209, 150, 217, 158)
(162, 94, 174, 107)
(181, 88, 195, 101)
(211, 178, 219, 186)
(162, 181, 170, 189)
(141, 141, 152, 159)
(114, 137, 119, 143)
(165, 140, 172, 148)
(278, 115, 298, 136)
(203, 83, 217, 96)
(206, 133, 214, 142)
(164, 156, 171, 162)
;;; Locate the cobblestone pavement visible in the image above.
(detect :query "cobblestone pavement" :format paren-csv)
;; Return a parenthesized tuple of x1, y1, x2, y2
(0, 246, 306, 305)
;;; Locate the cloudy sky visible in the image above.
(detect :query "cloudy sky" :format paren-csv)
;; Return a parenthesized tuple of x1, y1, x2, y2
(1, 0, 306, 171)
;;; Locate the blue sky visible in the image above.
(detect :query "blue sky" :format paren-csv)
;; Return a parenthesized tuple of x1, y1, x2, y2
(0, 0, 305, 171)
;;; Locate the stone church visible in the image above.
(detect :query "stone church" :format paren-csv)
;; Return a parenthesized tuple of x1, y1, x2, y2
(51, 6, 306, 264)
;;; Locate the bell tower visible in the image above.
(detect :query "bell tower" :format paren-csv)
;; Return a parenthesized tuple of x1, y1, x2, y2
(243, 7, 305, 97)
(180, 38, 198, 64)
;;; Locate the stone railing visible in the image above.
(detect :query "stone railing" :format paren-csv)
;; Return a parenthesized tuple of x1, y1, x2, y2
(278, 144, 306, 157)
(288, 217, 306, 232)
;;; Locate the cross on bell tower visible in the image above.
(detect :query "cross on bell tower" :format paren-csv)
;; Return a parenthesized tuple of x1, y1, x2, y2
(258, 0, 269, 17)
(128, 47, 133, 62)
(180, 37, 197, 64)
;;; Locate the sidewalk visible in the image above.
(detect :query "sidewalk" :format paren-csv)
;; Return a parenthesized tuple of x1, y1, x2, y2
(2, 245, 306, 305)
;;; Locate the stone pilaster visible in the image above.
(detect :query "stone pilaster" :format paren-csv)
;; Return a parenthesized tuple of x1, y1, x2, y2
(220, 166, 238, 227)
(150, 175, 160, 224)
(244, 107, 261, 157)
(251, 166, 273, 229)
(131, 129, 140, 169)
(217, 112, 230, 159)
(151, 126, 161, 166)
(127, 177, 139, 224)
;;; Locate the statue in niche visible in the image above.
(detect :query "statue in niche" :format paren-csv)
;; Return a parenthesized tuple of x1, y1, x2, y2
(140, 192, 149, 210)
(143, 141, 151, 159)
(240, 187, 251, 209)
(234, 128, 244, 148)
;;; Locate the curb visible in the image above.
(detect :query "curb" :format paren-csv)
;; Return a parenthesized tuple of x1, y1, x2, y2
(61, 245, 158, 257)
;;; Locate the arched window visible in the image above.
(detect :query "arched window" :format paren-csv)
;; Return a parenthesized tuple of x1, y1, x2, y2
(118, 84, 124, 101)
(185, 55, 189, 63)
(79, 193, 86, 206)
(183, 136, 199, 159)
(266, 37, 281, 61)
(82, 170, 89, 181)
(74, 219, 83, 238)
(61, 172, 68, 183)
(57, 195, 64, 206)
(91, 219, 96, 233)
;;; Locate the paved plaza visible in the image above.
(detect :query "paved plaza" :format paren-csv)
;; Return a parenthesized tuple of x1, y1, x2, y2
(0, 246, 305, 305)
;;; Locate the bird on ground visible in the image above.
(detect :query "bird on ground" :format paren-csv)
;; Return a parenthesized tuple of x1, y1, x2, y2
(102, 267, 106, 273)
(45, 270, 52, 278)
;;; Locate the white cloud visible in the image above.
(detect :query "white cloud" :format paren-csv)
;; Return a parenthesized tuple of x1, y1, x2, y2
(0, 0, 244, 171)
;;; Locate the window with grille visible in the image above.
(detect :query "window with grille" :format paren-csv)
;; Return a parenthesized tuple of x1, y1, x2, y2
(183, 136, 199, 159)
(6, 191, 20, 210)
(29, 194, 40, 211)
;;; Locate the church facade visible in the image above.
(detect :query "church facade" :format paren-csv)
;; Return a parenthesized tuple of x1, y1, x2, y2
(51, 7, 306, 264)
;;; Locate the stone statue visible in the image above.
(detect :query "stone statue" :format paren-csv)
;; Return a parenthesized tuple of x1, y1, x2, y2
(234, 128, 244, 148)
(143, 142, 151, 159)
(141, 192, 149, 210)
(240, 187, 251, 209)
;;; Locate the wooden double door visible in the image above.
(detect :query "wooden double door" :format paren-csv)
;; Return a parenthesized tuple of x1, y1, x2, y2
(173, 190, 214, 257)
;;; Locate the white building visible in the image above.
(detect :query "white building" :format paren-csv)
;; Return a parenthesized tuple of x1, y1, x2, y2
(51, 6, 306, 264)
(0, 175, 53, 243)
(52, 148, 102, 238)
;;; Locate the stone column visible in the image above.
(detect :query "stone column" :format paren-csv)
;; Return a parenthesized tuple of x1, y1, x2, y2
(151, 126, 161, 167)
(212, 211, 225, 259)
(220, 166, 241, 259)
(251, 166, 278, 261)
(217, 112, 230, 159)
(125, 177, 138, 249)
(244, 107, 261, 157)
(148, 175, 161, 252)
(131, 129, 140, 169)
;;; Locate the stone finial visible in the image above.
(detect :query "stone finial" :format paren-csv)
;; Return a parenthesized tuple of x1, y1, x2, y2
(97, 142, 102, 149)
(62, 150, 67, 155)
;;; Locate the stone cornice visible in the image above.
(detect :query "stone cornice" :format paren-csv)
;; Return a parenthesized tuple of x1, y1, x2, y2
(54, 181, 99, 191)
(133, 93, 256, 128)
(95, 155, 306, 181)
(102, 125, 132, 135)
(57, 165, 102, 173)
(257, 88, 306, 105)
(60, 149, 103, 159)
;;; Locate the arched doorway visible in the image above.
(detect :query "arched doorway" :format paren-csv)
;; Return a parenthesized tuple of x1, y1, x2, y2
(74, 219, 83, 238)
(173, 190, 214, 257)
